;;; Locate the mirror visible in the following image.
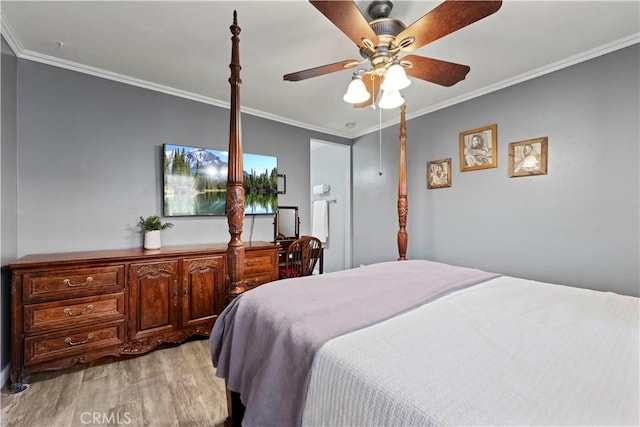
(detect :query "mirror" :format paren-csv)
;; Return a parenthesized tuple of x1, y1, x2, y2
(274, 206, 299, 240)
(277, 174, 287, 195)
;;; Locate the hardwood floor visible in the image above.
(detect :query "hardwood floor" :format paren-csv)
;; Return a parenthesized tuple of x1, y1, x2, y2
(1, 338, 228, 427)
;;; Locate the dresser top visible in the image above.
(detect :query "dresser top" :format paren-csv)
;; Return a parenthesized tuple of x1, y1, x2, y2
(9, 241, 277, 269)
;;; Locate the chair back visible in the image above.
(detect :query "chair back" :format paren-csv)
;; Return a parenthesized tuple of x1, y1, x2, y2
(282, 236, 322, 278)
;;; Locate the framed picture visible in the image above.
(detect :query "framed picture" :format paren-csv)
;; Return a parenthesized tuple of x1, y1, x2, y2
(427, 158, 452, 189)
(508, 137, 548, 177)
(459, 124, 498, 171)
(163, 143, 278, 216)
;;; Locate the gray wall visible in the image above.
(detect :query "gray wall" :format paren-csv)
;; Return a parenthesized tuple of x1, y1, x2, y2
(5, 59, 350, 379)
(354, 45, 639, 297)
(1, 36, 19, 384)
(15, 60, 349, 255)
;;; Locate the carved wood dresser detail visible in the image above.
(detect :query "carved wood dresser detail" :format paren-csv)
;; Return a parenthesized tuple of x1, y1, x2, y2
(8, 241, 278, 393)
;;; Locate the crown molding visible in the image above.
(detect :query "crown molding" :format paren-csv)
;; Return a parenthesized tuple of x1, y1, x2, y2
(1, 12, 24, 55)
(354, 33, 640, 138)
(2, 9, 637, 141)
(17, 47, 353, 138)
(0, 10, 353, 139)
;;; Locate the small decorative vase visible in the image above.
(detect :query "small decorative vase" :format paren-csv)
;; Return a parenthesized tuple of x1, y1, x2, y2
(144, 230, 161, 250)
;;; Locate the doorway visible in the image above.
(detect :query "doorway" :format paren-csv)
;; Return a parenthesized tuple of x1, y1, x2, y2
(310, 139, 351, 272)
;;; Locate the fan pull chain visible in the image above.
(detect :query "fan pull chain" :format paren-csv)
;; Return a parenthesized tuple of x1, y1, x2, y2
(369, 74, 382, 176)
(378, 104, 383, 176)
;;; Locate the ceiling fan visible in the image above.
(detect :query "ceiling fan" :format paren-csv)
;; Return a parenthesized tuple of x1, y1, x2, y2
(283, 0, 503, 108)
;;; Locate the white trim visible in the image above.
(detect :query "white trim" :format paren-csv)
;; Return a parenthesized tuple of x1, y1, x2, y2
(0, 12, 23, 55)
(354, 33, 640, 138)
(0, 8, 354, 140)
(2, 8, 637, 139)
(15, 48, 355, 140)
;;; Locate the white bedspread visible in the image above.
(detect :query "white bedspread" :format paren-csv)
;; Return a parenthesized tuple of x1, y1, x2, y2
(302, 276, 639, 426)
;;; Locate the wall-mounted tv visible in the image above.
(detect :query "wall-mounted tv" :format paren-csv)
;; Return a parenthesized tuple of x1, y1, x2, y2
(163, 143, 278, 216)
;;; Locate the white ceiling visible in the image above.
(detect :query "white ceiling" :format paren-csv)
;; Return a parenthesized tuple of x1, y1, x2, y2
(2, 1, 639, 138)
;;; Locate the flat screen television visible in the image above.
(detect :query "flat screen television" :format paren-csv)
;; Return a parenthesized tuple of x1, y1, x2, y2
(163, 143, 278, 216)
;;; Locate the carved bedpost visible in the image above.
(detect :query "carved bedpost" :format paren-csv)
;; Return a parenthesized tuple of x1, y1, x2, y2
(397, 104, 408, 261)
(227, 11, 246, 299)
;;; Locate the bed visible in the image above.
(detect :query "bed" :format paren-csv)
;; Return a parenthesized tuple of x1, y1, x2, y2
(212, 260, 638, 426)
(214, 12, 639, 427)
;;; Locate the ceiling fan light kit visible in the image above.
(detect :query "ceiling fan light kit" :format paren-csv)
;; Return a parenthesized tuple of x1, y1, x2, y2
(378, 89, 404, 110)
(285, 0, 503, 109)
(343, 59, 411, 108)
(343, 74, 371, 104)
(380, 62, 411, 91)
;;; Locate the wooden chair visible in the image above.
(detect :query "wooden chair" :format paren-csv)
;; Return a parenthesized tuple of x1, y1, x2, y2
(279, 236, 322, 279)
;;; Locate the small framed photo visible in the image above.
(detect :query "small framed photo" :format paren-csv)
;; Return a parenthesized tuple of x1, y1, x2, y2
(427, 158, 452, 189)
(508, 137, 548, 177)
(459, 124, 497, 172)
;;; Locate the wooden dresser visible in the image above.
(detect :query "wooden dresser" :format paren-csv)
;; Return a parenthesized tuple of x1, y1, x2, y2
(8, 241, 278, 393)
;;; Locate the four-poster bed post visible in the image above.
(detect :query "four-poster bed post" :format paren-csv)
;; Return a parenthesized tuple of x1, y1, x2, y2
(397, 104, 408, 260)
(225, 12, 245, 427)
(221, 11, 410, 426)
(226, 11, 246, 300)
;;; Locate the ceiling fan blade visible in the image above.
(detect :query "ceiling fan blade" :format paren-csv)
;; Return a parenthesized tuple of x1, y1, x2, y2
(310, 1, 379, 48)
(353, 73, 382, 108)
(402, 55, 470, 87)
(283, 59, 359, 82)
(396, 1, 503, 52)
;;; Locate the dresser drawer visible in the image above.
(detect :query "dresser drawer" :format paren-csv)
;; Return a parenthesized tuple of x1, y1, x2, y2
(21, 265, 125, 302)
(24, 321, 125, 366)
(244, 251, 277, 275)
(243, 273, 275, 290)
(24, 293, 126, 333)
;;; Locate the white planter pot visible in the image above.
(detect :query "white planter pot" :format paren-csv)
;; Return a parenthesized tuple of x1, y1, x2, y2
(144, 230, 162, 250)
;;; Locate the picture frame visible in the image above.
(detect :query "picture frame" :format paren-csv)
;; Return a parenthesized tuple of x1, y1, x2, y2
(427, 158, 452, 189)
(459, 124, 498, 172)
(508, 137, 548, 177)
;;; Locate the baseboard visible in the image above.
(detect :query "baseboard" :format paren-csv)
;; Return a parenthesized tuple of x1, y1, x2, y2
(1, 363, 9, 389)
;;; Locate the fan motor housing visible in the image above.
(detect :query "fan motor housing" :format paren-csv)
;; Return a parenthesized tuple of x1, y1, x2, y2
(367, 0, 393, 20)
(361, 17, 406, 74)
(369, 18, 405, 38)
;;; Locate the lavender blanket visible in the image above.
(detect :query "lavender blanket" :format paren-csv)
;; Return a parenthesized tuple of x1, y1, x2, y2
(210, 260, 499, 426)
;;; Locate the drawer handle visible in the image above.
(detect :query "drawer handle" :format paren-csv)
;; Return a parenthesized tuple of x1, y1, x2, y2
(63, 276, 93, 287)
(63, 304, 94, 317)
(245, 260, 259, 266)
(64, 333, 94, 346)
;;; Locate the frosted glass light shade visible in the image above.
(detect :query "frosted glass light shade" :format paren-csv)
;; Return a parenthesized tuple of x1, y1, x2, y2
(343, 76, 371, 104)
(378, 89, 404, 109)
(380, 63, 411, 91)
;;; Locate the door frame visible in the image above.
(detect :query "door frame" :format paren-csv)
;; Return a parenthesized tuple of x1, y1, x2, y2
(310, 138, 352, 270)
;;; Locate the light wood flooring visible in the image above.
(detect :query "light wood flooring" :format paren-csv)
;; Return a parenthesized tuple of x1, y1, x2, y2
(0, 338, 227, 427)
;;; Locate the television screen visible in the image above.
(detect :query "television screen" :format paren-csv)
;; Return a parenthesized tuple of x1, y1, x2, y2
(163, 143, 278, 216)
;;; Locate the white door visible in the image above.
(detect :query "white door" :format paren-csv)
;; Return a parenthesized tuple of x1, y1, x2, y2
(310, 139, 351, 272)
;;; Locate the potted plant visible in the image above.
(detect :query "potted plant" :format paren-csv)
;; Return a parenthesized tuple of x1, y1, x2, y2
(138, 215, 173, 249)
